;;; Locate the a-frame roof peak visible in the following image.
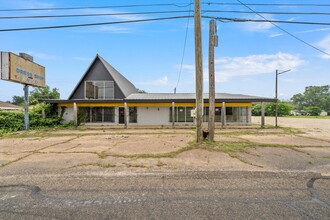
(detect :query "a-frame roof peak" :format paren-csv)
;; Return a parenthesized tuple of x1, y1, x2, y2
(68, 54, 137, 99)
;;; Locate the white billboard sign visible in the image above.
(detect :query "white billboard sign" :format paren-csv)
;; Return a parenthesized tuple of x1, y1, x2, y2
(1, 52, 45, 88)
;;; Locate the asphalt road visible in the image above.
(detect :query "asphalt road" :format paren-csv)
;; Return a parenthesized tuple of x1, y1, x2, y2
(0, 171, 329, 220)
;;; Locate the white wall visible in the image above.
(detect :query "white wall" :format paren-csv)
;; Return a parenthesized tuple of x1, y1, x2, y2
(136, 107, 171, 125)
(60, 106, 73, 123)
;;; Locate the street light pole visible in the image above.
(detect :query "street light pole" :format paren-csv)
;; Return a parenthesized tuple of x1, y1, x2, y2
(275, 69, 291, 127)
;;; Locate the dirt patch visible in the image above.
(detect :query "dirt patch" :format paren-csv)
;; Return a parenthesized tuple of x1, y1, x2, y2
(0, 136, 76, 154)
(165, 149, 260, 170)
(106, 134, 192, 155)
(252, 116, 330, 141)
(240, 134, 330, 147)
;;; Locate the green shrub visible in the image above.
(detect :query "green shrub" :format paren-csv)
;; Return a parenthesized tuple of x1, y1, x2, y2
(252, 102, 292, 116)
(0, 103, 64, 134)
(304, 106, 322, 116)
(252, 104, 261, 116)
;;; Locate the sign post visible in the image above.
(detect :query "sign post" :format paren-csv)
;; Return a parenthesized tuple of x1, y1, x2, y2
(1, 52, 46, 131)
(24, 85, 29, 130)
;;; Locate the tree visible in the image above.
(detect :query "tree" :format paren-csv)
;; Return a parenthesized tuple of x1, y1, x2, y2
(29, 86, 60, 105)
(252, 102, 292, 116)
(291, 85, 330, 112)
(252, 104, 261, 116)
(137, 88, 147, 93)
(12, 96, 25, 106)
(304, 106, 322, 116)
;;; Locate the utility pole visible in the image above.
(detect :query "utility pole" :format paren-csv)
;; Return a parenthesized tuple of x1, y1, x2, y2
(208, 20, 217, 142)
(194, 0, 204, 143)
(275, 69, 291, 127)
(23, 85, 29, 130)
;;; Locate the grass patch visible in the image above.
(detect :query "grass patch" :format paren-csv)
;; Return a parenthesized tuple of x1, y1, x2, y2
(323, 156, 330, 160)
(68, 162, 116, 169)
(197, 139, 254, 157)
(284, 116, 330, 119)
(123, 163, 149, 168)
(97, 151, 107, 159)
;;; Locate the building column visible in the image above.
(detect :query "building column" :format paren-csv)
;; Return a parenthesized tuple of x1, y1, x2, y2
(172, 102, 175, 128)
(124, 102, 128, 128)
(221, 102, 226, 128)
(261, 102, 265, 128)
(73, 102, 78, 128)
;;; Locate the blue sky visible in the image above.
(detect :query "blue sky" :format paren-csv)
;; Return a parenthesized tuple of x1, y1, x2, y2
(0, 0, 329, 102)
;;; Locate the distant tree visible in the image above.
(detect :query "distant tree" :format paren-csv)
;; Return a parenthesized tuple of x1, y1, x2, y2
(12, 95, 25, 106)
(291, 85, 330, 112)
(137, 88, 147, 93)
(265, 101, 292, 116)
(252, 102, 292, 116)
(252, 104, 261, 116)
(29, 86, 60, 105)
(304, 106, 322, 116)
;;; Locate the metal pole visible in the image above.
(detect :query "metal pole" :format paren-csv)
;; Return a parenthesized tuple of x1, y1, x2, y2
(23, 85, 29, 130)
(275, 69, 278, 127)
(172, 102, 175, 128)
(208, 20, 216, 142)
(194, 0, 204, 143)
(73, 102, 78, 128)
(124, 102, 128, 128)
(261, 102, 265, 128)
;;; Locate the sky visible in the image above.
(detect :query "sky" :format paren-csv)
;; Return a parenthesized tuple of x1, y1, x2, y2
(0, 0, 329, 102)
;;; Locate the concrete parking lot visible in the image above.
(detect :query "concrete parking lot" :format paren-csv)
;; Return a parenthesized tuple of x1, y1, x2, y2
(0, 117, 329, 175)
(1, 117, 329, 219)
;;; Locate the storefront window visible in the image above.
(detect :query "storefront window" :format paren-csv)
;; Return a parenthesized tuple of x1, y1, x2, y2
(85, 81, 114, 99)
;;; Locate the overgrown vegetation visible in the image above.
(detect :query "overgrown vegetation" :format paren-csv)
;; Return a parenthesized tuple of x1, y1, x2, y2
(252, 101, 292, 116)
(0, 103, 70, 135)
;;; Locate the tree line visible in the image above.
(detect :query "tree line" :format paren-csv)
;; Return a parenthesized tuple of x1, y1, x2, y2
(253, 85, 329, 116)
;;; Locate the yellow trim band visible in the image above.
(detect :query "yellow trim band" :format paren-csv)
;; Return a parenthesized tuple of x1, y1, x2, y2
(58, 102, 252, 108)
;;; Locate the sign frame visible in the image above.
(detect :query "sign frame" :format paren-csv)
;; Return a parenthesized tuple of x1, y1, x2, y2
(0, 52, 46, 88)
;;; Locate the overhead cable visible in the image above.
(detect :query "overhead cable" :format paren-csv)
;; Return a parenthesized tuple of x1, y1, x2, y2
(2, 10, 330, 20)
(235, 0, 330, 57)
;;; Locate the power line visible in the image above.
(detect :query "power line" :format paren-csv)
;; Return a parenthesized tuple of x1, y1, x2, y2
(0, 3, 192, 12)
(0, 16, 191, 32)
(2, 2, 330, 12)
(203, 2, 330, 7)
(205, 16, 330, 26)
(2, 10, 330, 20)
(0, 10, 192, 20)
(203, 10, 330, 16)
(175, 0, 193, 92)
(235, 0, 330, 57)
(1, 15, 330, 33)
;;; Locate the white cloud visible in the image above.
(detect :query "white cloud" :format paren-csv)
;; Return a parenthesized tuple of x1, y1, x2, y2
(137, 76, 168, 86)
(179, 53, 304, 83)
(243, 15, 274, 32)
(317, 34, 330, 59)
(214, 52, 304, 82)
(269, 33, 283, 38)
(24, 51, 57, 60)
(297, 28, 330, 34)
(94, 26, 132, 34)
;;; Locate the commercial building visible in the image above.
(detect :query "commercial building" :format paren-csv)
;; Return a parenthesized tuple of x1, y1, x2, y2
(45, 54, 274, 126)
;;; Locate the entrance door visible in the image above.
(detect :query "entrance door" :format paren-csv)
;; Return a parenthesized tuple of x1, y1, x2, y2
(118, 107, 125, 124)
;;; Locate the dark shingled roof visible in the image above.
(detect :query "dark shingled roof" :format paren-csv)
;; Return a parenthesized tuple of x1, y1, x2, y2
(68, 54, 137, 99)
(0, 101, 21, 110)
(97, 55, 137, 97)
(126, 93, 275, 103)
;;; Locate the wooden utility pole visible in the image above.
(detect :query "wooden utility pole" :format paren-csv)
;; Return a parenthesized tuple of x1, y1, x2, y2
(194, 0, 204, 143)
(208, 20, 217, 142)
